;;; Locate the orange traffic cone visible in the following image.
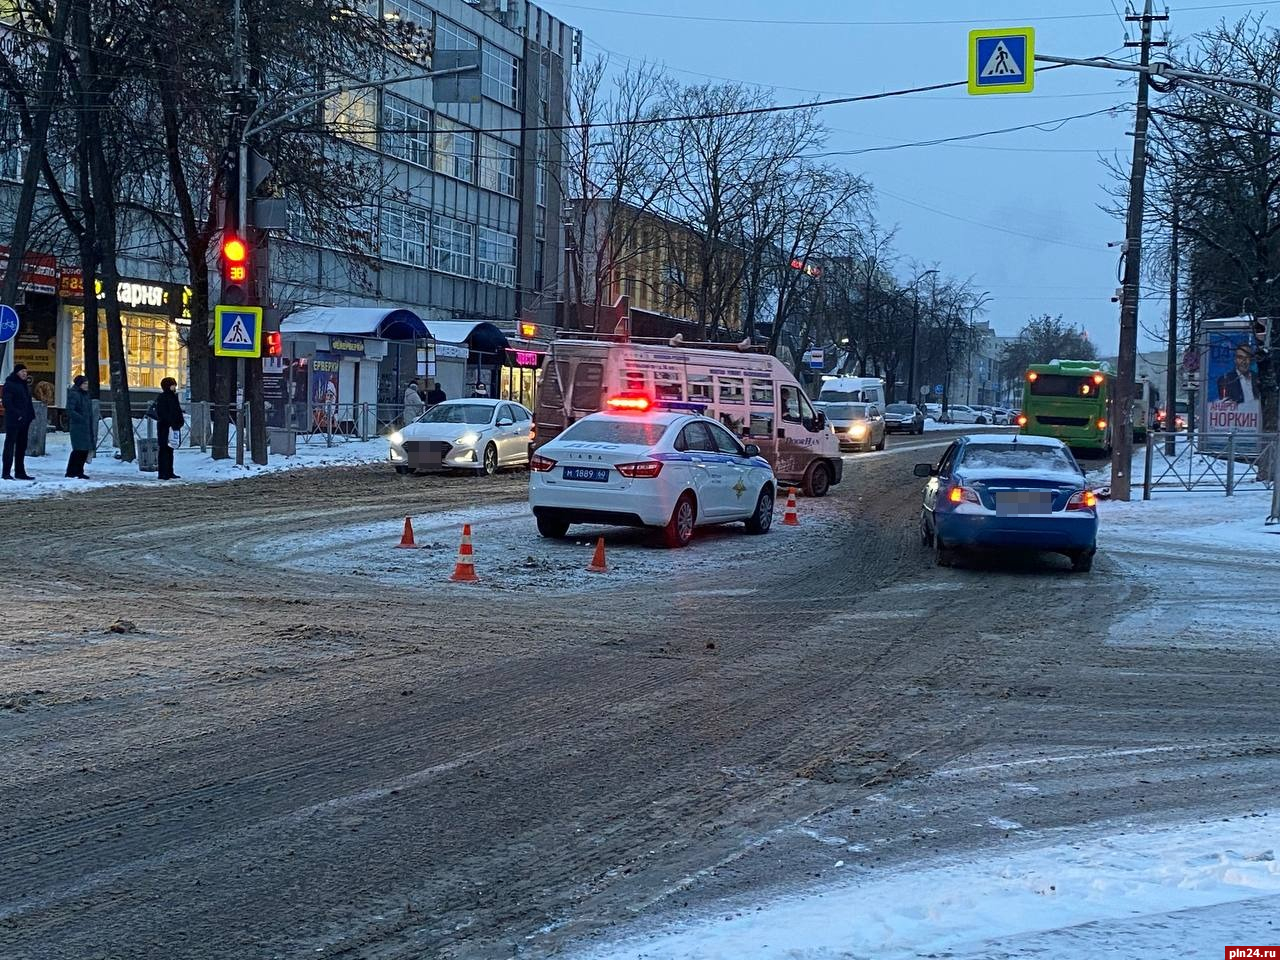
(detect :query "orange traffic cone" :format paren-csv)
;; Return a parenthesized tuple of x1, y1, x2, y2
(449, 523, 480, 582)
(586, 536, 609, 574)
(396, 516, 417, 549)
(782, 487, 800, 526)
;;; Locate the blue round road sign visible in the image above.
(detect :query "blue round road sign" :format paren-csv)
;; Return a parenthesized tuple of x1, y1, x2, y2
(0, 303, 19, 345)
(933, 384, 944, 396)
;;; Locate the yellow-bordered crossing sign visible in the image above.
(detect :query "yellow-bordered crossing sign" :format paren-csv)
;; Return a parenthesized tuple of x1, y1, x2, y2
(969, 27, 1035, 96)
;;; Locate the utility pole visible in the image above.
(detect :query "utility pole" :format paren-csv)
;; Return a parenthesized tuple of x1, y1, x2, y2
(1164, 189, 1180, 456)
(1112, 0, 1166, 500)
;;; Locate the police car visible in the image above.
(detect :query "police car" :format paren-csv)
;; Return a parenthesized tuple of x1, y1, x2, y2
(528, 399, 777, 548)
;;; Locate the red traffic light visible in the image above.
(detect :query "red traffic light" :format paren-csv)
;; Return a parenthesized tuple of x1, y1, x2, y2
(265, 331, 282, 357)
(222, 235, 248, 264)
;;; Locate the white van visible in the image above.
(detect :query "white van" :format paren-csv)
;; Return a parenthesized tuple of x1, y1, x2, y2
(816, 376, 887, 413)
(535, 337, 844, 496)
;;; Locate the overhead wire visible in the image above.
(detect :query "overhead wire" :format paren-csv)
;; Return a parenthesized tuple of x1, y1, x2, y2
(547, 0, 1280, 27)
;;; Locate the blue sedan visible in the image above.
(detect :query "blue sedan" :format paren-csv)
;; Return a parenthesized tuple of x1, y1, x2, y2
(914, 434, 1099, 572)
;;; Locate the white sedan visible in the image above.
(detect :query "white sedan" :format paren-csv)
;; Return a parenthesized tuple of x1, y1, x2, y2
(389, 399, 533, 475)
(529, 409, 777, 548)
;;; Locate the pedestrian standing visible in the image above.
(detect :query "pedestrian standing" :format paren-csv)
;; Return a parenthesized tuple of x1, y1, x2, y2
(426, 381, 446, 406)
(156, 377, 185, 481)
(2, 363, 36, 481)
(403, 378, 425, 424)
(471, 381, 489, 398)
(65, 374, 94, 479)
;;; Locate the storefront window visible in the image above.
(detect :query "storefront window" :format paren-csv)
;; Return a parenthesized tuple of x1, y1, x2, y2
(500, 364, 539, 410)
(69, 309, 187, 391)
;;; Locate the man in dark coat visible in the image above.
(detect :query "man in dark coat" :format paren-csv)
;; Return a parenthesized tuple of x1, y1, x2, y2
(156, 376, 185, 480)
(426, 381, 447, 406)
(2, 363, 36, 480)
(65, 374, 94, 479)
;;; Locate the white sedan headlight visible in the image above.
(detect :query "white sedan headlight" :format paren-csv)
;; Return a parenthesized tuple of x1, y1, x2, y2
(454, 431, 481, 447)
(849, 423, 868, 438)
(389, 430, 404, 445)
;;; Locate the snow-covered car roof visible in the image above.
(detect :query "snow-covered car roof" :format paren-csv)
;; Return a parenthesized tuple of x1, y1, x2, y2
(965, 433, 1063, 447)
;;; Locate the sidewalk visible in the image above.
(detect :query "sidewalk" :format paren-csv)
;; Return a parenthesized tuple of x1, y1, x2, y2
(0, 431, 388, 500)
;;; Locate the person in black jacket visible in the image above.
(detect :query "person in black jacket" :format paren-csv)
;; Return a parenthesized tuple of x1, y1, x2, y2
(65, 374, 94, 479)
(3, 363, 36, 481)
(156, 376, 185, 480)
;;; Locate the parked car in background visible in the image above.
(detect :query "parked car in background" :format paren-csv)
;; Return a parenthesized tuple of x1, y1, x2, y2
(943, 404, 983, 424)
(990, 408, 1013, 425)
(883, 403, 925, 434)
(389, 399, 533, 475)
(924, 403, 943, 421)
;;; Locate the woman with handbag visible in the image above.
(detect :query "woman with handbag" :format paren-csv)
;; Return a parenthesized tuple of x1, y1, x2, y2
(65, 375, 94, 479)
(156, 377, 185, 480)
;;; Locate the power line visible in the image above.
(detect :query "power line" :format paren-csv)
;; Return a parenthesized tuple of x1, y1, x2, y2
(803, 105, 1128, 159)
(876, 187, 1105, 253)
(549, 0, 1280, 27)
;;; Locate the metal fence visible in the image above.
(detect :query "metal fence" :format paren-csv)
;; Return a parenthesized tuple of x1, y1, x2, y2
(1142, 431, 1279, 501)
(86, 401, 412, 457)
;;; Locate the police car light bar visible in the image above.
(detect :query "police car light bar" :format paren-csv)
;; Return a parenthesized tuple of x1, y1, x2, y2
(654, 400, 707, 414)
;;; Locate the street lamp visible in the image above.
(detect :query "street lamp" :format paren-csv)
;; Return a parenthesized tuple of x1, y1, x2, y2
(906, 269, 939, 403)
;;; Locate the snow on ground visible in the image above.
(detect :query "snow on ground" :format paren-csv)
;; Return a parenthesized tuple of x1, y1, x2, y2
(1100, 488, 1279, 652)
(251, 497, 844, 596)
(924, 420, 988, 432)
(0, 431, 388, 500)
(568, 810, 1280, 960)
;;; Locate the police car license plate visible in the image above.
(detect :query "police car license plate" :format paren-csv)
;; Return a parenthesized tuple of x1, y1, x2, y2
(563, 466, 610, 482)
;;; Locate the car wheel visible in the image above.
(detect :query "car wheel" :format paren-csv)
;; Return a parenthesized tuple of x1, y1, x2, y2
(803, 461, 831, 498)
(536, 515, 570, 539)
(875, 434, 886, 452)
(976, 416, 987, 425)
(394, 465, 412, 475)
(663, 493, 696, 548)
(744, 486, 774, 534)
(1070, 549, 1095, 573)
(934, 533, 955, 567)
(481, 443, 499, 476)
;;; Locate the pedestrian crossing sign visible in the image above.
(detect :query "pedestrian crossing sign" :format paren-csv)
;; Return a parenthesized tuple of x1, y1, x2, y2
(213, 304, 263, 358)
(968, 27, 1035, 96)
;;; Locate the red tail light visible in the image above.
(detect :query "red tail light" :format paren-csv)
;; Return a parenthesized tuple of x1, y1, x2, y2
(615, 459, 663, 478)
(1092, 373, 1105, 385)
(1067, 489, 1098, 510)
(529, 454, 557, 472)
(1016, 414, 1028, 427)
(946, 485, 979, 505)
(607, 394, 652, 412)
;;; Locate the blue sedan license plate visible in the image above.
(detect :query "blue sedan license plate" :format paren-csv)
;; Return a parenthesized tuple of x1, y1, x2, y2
(997, 491, 1052, 515)
(563, 466, 610, 482)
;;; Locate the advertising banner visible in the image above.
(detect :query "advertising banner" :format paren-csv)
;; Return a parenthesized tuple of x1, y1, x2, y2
(1205, 328, 1261, 436)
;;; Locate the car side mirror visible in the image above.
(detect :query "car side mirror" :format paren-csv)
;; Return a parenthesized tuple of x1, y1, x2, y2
(813, 411, 826, 431)
(913, 462, 936, 478)
(743, 443, 761, 458)
(496, 417, 514, 427)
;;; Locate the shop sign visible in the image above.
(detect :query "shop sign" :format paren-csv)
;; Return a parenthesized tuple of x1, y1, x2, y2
(59, 270, 192, 320)
(329, 337, 366, 356)
(434, 341, 469, 360)
(506, 348, 545, 368)
(0, 244, 58, 294)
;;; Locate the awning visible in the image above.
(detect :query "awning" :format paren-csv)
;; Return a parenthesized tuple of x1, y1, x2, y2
(281, 306, 428, 340)
(423, 319, 509, 353)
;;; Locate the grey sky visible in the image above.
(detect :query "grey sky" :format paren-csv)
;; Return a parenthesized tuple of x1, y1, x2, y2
(540, 0, 1278, 354)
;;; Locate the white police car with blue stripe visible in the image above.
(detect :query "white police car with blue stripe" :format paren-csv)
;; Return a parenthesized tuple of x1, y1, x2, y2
(528, 402, 777, 548)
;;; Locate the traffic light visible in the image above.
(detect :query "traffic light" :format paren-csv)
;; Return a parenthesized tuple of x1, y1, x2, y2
(1252, 314, 1273, 351)
(264, 330, 282, 357)
(221, 232, 250, 306)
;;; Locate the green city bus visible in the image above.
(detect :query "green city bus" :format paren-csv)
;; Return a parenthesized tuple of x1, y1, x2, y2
(1018, 359, 1114, 454)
